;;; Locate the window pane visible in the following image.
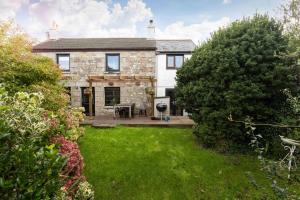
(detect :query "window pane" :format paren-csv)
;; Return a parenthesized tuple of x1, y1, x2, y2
(107, 55, 120, 71)
(105, 87, 120, 106)
(58, 55, 70, 71)
(106, 90, 113, 96)
(175, 56, 183, 68)
(167, 56, 174, 67)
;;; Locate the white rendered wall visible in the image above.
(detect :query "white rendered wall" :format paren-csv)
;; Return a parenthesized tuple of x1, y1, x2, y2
(156, 54, 191, 97)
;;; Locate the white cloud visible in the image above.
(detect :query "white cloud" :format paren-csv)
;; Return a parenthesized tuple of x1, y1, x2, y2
(223, 0, 232, 4)
(5, 0, 230, 43)
(0, 0, 28, 20)
(156, 17, 230, 43)
(26, 0, 152, 41)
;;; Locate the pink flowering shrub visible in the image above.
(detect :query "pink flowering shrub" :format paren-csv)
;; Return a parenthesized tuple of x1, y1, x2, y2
(49, 110, 95, 199)
(0, 88, 94, 199)
(51, 135, 85, 196)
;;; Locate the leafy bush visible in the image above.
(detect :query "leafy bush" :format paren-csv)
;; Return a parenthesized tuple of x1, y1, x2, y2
(75, 181, 94, 200)
(0, 89, 65, 199)
(176, 14, 299, 151)
(241, 117, 300, 199)
(0, 21, 68, 111)
(0, 87, 93, 199)
(0, 21, 93, 199)
(280, 0, 300, 53)
(56, 107, 85, 141)
(51, 135, 84, 192)
(53, 187, 69, 200)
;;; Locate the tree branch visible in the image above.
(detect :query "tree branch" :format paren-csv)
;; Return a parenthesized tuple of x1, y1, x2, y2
(228, 116, 300, 129)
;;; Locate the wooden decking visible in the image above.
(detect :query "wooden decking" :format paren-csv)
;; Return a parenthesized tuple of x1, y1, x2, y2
(81, 115, 195, 128)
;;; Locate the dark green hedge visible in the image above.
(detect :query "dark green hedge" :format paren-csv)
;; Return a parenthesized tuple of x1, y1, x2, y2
(176, 14, 299, 152)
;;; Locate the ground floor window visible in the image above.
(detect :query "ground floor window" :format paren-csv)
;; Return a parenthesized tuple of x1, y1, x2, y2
(105, 87, 120, 106)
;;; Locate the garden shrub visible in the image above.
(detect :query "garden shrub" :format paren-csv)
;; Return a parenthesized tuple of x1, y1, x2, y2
(0, 21, 93, 199)
(176, 14, 299, 152)
(241, 116, 300, 199)
(56, 107, 85, 141)
(280, 0, 300, 55)
(74, 181, 95, 200)
(51, 135, 84, 192)
(0, 87, 93, 199)
(0, 22, 68, 111)
(53, 187, 69, 200)
(0, 89, 65, 199)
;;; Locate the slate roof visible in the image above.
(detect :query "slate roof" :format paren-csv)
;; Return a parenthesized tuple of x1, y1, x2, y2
(32, 38, 157, 52)
(32, 38, 196, 53)
(156, 40, 196, 53)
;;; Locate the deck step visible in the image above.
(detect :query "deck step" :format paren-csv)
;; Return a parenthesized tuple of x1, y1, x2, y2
(92, 123, 116, 128)
(80, 121, 93, 125)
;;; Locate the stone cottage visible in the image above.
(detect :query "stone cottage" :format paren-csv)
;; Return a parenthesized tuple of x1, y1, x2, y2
(32, 37, 195, 116)
(33, 38, 156, 116)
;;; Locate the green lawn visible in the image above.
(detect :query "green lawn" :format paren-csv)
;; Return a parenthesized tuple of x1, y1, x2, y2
(79, 126, 286, 199)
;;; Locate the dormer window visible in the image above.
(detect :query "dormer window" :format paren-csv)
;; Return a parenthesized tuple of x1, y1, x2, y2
(106, 54, 120, 72)
(166, 54, 184, 69)
(56, 54, 70, 71)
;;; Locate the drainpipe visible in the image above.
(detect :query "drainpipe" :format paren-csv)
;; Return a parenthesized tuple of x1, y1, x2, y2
(150, 76, 155, 118)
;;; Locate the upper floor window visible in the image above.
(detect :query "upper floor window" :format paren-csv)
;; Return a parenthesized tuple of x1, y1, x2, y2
(106, 54, 120, 72)
(56, 54, 70, 71)
(166, 54, 184, 69)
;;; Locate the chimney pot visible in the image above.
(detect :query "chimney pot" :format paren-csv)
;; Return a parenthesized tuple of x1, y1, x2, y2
(46, 31, 50, 40)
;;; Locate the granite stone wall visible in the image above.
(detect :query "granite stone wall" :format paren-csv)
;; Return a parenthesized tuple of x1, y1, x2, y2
(39, 51, 155, 116)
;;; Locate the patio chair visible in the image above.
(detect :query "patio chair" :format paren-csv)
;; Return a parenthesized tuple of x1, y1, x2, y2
(118, 107, 129, 118)
(138, 102, 147, 116)
(114, 107, 120, 118)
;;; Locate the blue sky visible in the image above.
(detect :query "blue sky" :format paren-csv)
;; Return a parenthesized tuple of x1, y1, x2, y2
(0, 0, 283, 43)
(138, 0, 281, 25)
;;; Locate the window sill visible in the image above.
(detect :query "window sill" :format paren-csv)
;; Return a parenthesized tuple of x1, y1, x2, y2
(104, 71, 120, 74)
(166, 67, 178, 70)
(104, 106, 114, 109)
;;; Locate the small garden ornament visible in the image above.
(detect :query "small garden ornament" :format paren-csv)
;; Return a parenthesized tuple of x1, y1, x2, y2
(279, 136, 300, 179)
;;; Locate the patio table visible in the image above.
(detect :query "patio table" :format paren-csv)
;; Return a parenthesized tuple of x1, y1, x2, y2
(114, 103, 133, 119)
